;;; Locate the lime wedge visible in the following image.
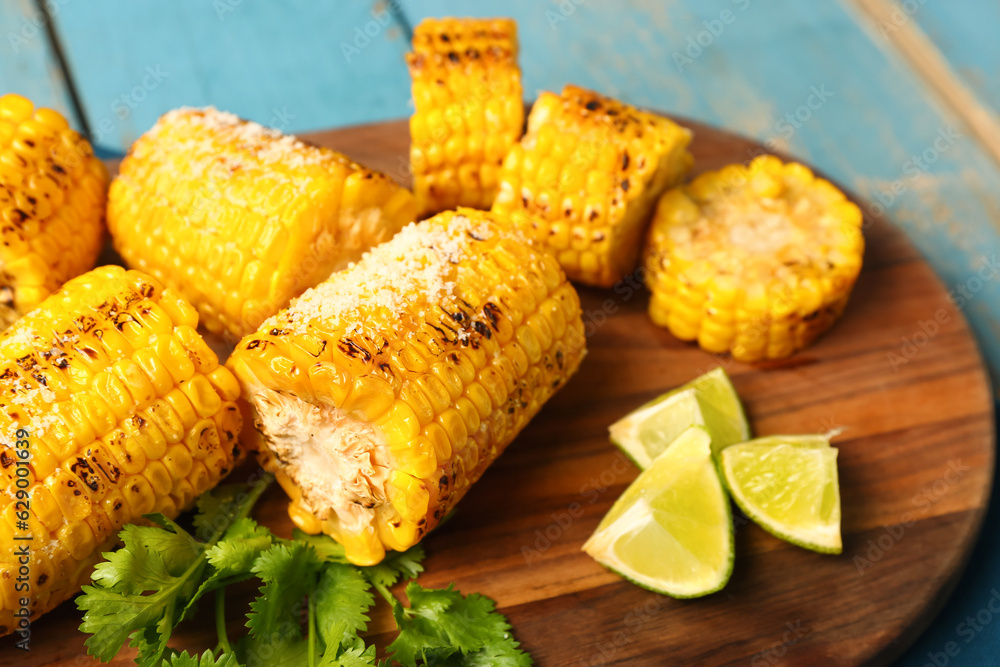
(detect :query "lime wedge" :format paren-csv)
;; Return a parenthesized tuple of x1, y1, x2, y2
(610, 367, 749, 468)
(583, 426, 733, 598)
(720, 435, 842, 554)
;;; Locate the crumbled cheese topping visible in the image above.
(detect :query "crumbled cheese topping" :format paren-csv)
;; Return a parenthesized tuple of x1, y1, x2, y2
(269, 215, 495, 335)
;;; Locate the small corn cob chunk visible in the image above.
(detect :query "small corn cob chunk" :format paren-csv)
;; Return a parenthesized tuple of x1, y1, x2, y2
(0, 265, 243, 636)
(492, 85, 692, 287)
(108, 107, 417, 340)
(228, 208, 586, 565)
(0, 94, 107, 329)
(406, 17, 524, 217)
(644, 155, 865, 361)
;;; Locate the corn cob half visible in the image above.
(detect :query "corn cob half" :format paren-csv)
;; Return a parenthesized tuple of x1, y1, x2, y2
(406, 17, 524, 217)
(644, 155, 865, 361)
(108, 107, 418, 340)
(0, 94, 107, 329)
(492, 85, 692, 287)
(0, 266, 242, 635)
(228, 208, 586, 564)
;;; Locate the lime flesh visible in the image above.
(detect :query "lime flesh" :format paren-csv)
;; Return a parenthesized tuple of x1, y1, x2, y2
(610, 367, 750, 468)
(583, 426, 734, 597)
(721, 437, 842, 554)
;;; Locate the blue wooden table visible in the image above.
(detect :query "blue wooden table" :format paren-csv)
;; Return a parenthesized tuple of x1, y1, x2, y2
(2, 1, 998, 663)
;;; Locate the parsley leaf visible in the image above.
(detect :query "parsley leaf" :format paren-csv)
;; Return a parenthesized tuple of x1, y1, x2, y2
(313, 563, 374, 650)
(247, 542, 323, 639)
(387, 582, 531, 667)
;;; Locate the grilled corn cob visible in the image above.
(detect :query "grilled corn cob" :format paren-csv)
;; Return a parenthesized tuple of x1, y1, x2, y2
(228, 208, 586, 565)
(644, 155, 864, 361)
(0, 94, 107, 329)
(108, 107, 418, 340)
(406, 17, 524, 217)
(492, 85, 692, 287)
(0, 265, 242, 635)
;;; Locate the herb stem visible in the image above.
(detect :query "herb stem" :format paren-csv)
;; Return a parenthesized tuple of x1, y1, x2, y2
(216, 588, 232, 655)
(307, 592, 317, 667)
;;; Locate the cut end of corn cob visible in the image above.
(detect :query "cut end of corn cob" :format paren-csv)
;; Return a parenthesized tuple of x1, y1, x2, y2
(643, 155, 865, 361)
(406, 17, 524, 217)
(0, 266, 243, 635)
(108, 107, 418, 340)
(492, 84, 693, 287)
(0, 94, 107, 329)
(228, 208, 586, 565)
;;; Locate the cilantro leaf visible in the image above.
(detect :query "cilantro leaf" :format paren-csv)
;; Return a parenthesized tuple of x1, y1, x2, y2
(166, 649, 244, 666)
(235, 630, 309, 667)
(313, 563, 374, 650)
(78, 476, 273, 663)
(361, 544, 425, 589)
(193, 473, 273, 541)
(205, 518, 274, 584)
(247, 542, 323, 640)
(291, 529, 350, 563)
(90, 521, 203, 594)
(317, 640, 380, 666)
(387, 582, 531, 667)
(78, 522, 206, 661)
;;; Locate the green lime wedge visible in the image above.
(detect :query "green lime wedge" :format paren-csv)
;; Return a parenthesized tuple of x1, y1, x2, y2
(720, 435, 842, 554)
(583, 426, 734, 598)
(609, 367, 750, 468)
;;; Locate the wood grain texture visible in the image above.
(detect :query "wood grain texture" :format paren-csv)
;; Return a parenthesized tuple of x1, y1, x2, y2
(4, 119, 993, 666)
(0, 0, 78, 126)
(47, 0, 413, 152)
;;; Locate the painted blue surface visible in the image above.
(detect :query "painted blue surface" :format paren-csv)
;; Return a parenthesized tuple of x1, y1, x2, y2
(913, 0, 1000, 118)
(46, 0, 413, 152)
(2, 0, 1000, 662)
(0, 0, 77, 125)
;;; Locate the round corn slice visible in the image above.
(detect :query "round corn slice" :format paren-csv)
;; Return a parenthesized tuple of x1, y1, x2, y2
(643, 155, 864, 362)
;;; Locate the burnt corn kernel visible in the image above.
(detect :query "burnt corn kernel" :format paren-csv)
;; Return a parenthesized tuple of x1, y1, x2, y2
(0, 266, 243, 636)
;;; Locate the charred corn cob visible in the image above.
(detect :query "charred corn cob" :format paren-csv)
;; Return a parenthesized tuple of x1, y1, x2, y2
(0, 266, 242, 635)
(0, 94, 107, 329)
(492, 85, 692, 287)
(406, 17, 524, 216)
(228, 208, 586, 565)
(644, 155, 864, 361)
(108, 107, 417, 340)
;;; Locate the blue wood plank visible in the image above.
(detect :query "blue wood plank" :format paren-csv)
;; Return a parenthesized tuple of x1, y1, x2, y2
(49, 0, 413, 152)
(0, 0, 78, 125)
(909, 0, 1000, 116)
(399, 0, 1000, 390)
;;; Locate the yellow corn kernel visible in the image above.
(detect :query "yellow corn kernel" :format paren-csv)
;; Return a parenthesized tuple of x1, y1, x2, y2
(644, 155, 863, 361)
(107, 107, 417, 339)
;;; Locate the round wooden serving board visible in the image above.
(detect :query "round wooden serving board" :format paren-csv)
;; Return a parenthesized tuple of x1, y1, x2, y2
(10, 119, 995, 667)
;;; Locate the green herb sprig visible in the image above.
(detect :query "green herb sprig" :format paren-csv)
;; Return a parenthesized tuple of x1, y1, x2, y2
(77, 474, 531, 667)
